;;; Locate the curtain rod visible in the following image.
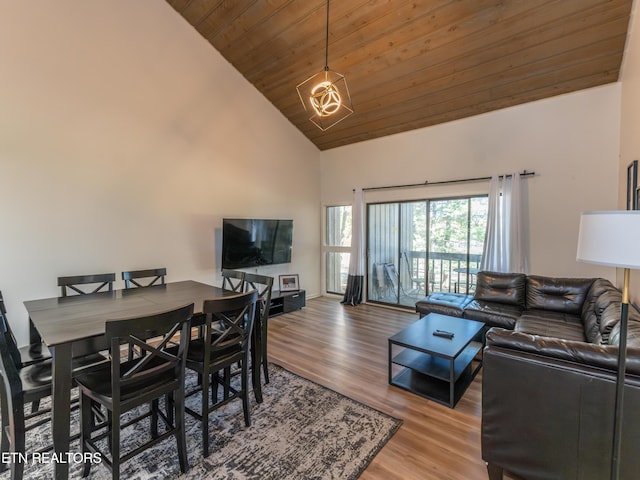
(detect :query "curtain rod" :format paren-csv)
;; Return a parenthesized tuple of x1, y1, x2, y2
(354, 170, 535, 192)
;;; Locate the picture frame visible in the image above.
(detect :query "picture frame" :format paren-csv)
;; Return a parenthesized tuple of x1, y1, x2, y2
(279, 274, 300, 292)
(627, 160, 638, 210)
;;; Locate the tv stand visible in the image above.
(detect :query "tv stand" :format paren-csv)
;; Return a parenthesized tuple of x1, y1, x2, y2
(269, 290, 305, 316)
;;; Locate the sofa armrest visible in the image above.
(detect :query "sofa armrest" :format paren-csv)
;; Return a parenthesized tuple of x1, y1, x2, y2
(482, 328, 640, 479)
(486, 327, 640, 376)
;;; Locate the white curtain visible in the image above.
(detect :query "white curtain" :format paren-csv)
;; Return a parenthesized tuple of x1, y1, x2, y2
(480, 173, 527, 273)
(342, 188, 365, 305)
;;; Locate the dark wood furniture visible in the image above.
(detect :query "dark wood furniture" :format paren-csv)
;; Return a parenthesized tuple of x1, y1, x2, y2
(121, 268, 166, 288)
(121, 268, 168, 360)
(24, 280, 234, 480)
(1, 291, 50, 366)
(0, 326, 53, 480)
(244, 273, 274, 392)
(0, 297, 107, 480)
(57, 273, 116, 297)
(221, 269, 245, 292)
(75, 303, 194, 480)
(269, 289, 305, 316)
(388, 313, 484, 408)
(182, 290, 258, 457)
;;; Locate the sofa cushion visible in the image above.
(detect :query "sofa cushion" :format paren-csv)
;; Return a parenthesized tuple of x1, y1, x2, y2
(610, 314, 640, 348)
(463, 300, 522, 330)
(581, 278, 623, 344)
(526, 276, 595, 315)
(474, 271, 526, 307)
(415, 292, 473, 318)
(515, 309, 586, 342)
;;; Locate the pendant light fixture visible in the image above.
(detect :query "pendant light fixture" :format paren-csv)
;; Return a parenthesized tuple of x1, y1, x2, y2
(296, 0, 354, 131)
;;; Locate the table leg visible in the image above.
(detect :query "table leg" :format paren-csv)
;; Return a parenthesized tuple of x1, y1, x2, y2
(51, 344, 72, 480)
(388, 341, 392, 384)
(449, 358, 455, 408)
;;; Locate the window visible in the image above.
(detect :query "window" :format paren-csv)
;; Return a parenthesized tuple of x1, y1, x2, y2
(325, 206, 352, 294)
(367, 196, 487, 308)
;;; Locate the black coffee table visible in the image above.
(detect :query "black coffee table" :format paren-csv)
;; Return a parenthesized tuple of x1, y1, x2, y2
(388, 313, 485, 408)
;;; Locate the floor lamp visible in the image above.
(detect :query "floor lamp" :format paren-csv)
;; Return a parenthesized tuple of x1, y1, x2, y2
(576, 210, 640, 480)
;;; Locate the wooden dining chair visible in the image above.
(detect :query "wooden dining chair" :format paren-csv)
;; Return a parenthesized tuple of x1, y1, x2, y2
(56, 273, 115, 362)
(182, 290, 258, 457)
(243, 273, 274, 403)
(0, 291, 51, 366)
(75, 303, 194, 480)
(121, 268, 167, 289)
(0, 309, 109, 480)
(58, 273, 116, 297)
(221, 269, 245, 292)
(120, 268, 169, 360)
(0, 328, 53, 480)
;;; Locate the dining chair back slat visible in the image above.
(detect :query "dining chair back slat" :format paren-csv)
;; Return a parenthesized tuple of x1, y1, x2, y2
(121, 268, 167, 289)
(221, 269, 245, 292)
(58, 273, 116, 297)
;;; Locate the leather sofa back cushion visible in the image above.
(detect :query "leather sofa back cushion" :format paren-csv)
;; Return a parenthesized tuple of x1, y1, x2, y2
(474, 271, 526, 307)
(526, 276, 594, 315)
(610, 314, 640, 348)
(582, 278, 621, 344)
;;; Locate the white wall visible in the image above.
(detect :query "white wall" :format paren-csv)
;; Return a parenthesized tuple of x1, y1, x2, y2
(0, 1, 321, 345)
(321, 84, 621, 285)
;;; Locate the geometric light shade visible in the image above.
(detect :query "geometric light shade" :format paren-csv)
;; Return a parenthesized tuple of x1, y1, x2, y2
(296, 68, 354, 131)
(576, 210, 640, 269)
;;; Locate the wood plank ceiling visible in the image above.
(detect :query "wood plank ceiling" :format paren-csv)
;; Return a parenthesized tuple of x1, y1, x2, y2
(166, 0, 633, 151)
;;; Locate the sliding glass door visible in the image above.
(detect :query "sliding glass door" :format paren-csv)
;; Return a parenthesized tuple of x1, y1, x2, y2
(367, 196, 486, 308)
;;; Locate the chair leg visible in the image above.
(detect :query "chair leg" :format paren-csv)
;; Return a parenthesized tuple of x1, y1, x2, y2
(8, 394, 26, 480)
(223, 366, 231, 399)
(211, 370, 219, 403)
(151, 399, 159, 438)
(174, 390, 188, 473)
(0, 384, 9, 473)
(241, 359, 251, 427)
(251, 330, 263, 404)
(165, 393, 174, 425)
(80, 393, 94, 478)
(262, 342, 269, 385)
(111, 407, 121, 480)
(262, 317, 269, 384)
(201, 369, 210, 458)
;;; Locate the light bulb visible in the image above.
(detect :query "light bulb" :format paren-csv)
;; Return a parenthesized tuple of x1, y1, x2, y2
(310, 81, 342, 117)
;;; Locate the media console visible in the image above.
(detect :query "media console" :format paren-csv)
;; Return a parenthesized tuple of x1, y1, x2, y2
(269, 289, 306, 316)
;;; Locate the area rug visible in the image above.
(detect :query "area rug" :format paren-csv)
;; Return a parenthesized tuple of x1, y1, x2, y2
(5, 364, 402, 479)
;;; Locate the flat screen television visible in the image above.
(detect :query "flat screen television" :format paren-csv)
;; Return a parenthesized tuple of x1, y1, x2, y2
(221, 218, 293, 269)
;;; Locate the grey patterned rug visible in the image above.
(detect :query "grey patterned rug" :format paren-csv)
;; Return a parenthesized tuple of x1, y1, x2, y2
(3, 364, 402, 479)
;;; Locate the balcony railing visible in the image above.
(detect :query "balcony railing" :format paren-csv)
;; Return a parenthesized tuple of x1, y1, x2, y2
(407, 251, 482, 295)
(367, 251, 482, 307)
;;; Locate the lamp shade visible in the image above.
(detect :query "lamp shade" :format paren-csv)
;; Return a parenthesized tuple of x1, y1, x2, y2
(577, 210, 640, 269)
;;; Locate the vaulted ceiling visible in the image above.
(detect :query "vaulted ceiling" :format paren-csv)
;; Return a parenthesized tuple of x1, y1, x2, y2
(166, 0, 633, 151)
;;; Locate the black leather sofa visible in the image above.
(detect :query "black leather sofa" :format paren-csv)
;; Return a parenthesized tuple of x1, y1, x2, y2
(416, 271, 640, 479)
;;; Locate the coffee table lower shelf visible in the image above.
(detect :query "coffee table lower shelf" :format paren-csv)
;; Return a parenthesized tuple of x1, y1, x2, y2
(389, 342, 482, 408)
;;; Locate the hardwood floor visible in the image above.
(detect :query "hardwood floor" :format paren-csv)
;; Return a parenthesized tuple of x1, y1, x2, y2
(268, 296, 516, 480)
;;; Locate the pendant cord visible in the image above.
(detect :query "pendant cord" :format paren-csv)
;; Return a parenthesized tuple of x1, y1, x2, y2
(324, 0, 330, 70)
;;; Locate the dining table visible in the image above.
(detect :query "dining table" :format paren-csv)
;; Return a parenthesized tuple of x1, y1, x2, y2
(23, 280, 243, 480)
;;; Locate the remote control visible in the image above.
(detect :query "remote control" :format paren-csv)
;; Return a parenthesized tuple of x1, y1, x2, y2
(433, 329, 454, 339)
